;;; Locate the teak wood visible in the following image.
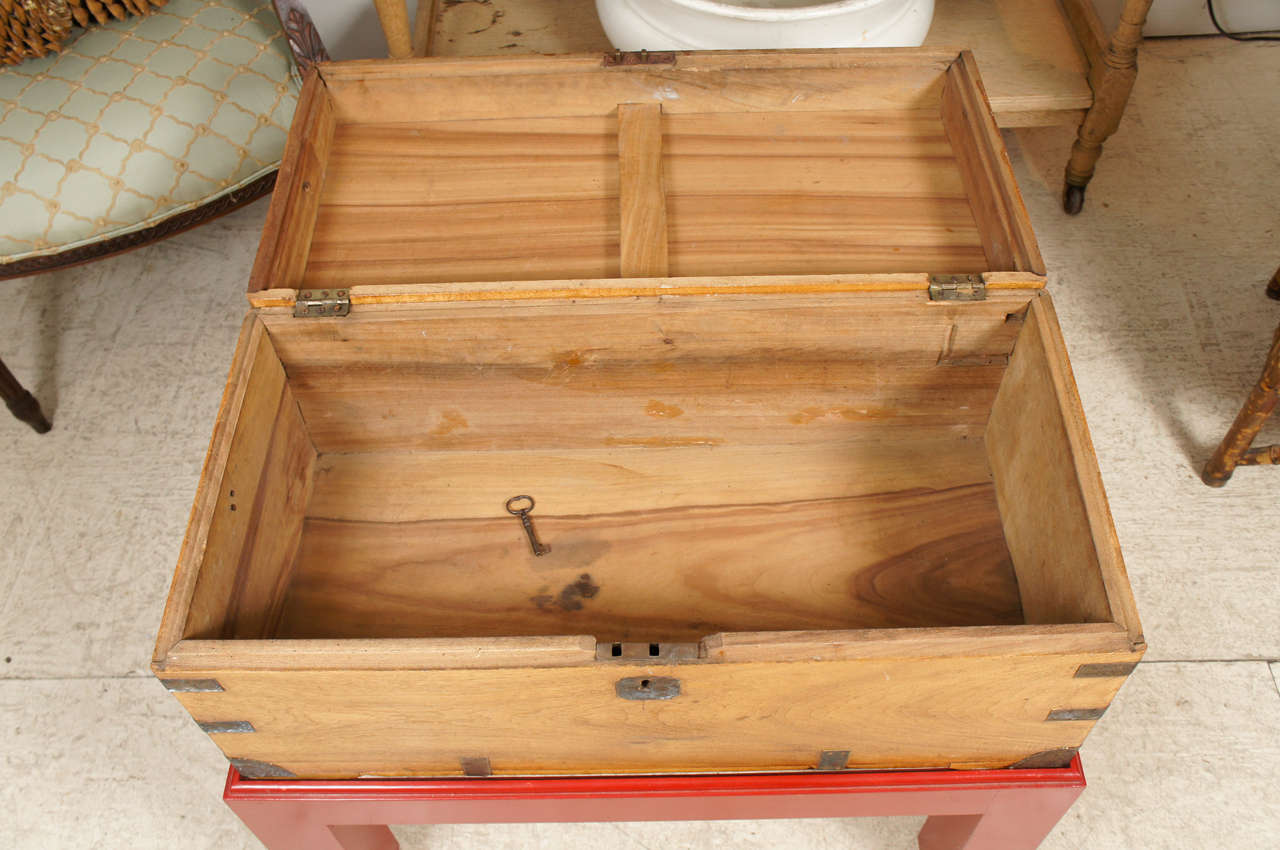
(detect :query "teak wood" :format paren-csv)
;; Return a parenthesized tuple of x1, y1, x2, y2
(154, 50, 1143, 781)
(418, 0, 1154, 213)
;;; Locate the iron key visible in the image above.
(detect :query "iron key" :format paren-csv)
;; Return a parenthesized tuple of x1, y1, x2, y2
(505, 495, 549, 556)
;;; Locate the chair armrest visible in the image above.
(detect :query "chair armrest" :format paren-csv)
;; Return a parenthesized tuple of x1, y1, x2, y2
(273, 0, 330, 72)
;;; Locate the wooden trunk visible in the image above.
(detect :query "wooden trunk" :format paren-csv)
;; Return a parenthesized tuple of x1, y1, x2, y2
(153, 50, 1144, 780)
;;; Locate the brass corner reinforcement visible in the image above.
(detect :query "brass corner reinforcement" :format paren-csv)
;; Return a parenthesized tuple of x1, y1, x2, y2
(460, 757, 492, 777)
(160, 678, 224, 693)
(293, 289, 350, 317)
(230, 758, 296, 779)
(1045, 707, 1107, 722)
(928, 274, 987, 301)
(1074, 662, 1139, 678)
(198, 720, 256, 734)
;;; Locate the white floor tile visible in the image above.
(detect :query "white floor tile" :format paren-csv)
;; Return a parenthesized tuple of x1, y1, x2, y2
(1043, 662, 1280, 850)
(0, 678, 258, 850)
(1, 32, 1278, 850)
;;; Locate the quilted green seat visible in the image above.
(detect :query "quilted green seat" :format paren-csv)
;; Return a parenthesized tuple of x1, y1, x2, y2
(0, 0, 298, 267)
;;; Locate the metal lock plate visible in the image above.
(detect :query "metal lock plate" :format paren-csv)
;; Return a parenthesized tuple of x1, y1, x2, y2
(615, 676, 680, 700)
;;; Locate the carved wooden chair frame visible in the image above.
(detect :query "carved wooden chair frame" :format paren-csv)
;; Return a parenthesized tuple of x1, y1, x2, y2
(1, 0, 328, 433)
(1202, 266, 1280, 485)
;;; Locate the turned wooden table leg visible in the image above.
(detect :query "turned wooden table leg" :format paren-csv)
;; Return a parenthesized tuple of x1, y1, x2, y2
(1202, 322, 1280, 485)
(1266, 264, 1280, 301)
(0, 357, 51, 433)
(1062, 0, 1154, 215)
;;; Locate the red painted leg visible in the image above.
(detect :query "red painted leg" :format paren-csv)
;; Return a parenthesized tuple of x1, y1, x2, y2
(225, 800, 398, 850)
(331, 825, 399, 850)
(918, 784, 1083, 850)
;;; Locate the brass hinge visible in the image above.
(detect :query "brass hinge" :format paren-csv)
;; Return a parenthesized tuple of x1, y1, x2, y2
(928, 274, 986, 302)
(603, 49, 677, 67)
(293, 288, 350, 318)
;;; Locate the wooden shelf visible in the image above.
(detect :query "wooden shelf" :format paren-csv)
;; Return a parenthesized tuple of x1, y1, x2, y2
(426, 0, 1093, 128)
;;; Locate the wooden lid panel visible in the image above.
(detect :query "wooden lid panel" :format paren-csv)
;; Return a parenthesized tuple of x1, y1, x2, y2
(250, 50, 1041, 294)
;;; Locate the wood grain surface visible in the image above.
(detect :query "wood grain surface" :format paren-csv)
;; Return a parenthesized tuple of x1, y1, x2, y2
(306, 438, 999, 524)
(422, 0, 1093, 125)
(262, 293, 1026, 453)
(617, 102, 668, 277)
(154, 316, 265, 660)
(986, 295, 1136, 640)
(941, 54, 1046, 274)
(168, 641, 1138, 777)
(247, 74, 334, 294)
(275, 481, 1021, 641)
(181, 326, 291, 641)
(220, 383, 315, 640)
(319, 56, 954, 125)
(300, 108, 989, 288)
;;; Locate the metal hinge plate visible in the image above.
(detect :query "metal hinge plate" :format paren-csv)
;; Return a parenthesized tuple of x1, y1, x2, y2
(928, 274, 987, 302)
(293, 288, 350, 318)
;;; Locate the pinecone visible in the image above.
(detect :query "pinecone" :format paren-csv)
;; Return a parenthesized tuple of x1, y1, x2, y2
(1, 0, 74, 65)
(65, 0, 166, 27)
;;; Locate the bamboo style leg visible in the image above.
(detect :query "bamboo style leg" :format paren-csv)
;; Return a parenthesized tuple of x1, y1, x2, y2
(1062, 0, 1155, 215)
(1202, 320, 1280, 486)
(371, 0, 413, 58)
(0, 357, 51, 433)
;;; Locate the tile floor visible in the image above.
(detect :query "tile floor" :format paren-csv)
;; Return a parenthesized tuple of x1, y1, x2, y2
(2, 36, 1278, 850)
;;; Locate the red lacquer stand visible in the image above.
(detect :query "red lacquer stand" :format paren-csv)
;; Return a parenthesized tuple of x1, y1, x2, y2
(223, 756, 1086, 850)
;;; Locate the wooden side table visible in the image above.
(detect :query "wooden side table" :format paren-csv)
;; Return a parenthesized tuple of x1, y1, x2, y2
(223, 757, 1088, 850)
(372, 0, 1153, 215)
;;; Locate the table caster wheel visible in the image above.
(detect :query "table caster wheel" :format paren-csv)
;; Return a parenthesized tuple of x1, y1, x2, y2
(1062, 183, 1086, 216)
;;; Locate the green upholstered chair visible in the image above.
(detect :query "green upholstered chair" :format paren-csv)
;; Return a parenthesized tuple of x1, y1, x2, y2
(0, 0, 326, 432)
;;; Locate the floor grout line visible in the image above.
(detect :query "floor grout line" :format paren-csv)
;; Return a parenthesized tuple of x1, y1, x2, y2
(1139, 658, 1280, 664)
(0, 674, 152, 682)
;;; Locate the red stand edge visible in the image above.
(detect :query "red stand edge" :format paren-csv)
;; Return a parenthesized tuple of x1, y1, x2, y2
(223, 756, 1086, 850)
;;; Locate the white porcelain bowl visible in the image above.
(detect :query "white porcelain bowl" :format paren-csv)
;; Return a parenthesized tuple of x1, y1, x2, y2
(596, 0, 935, 51)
